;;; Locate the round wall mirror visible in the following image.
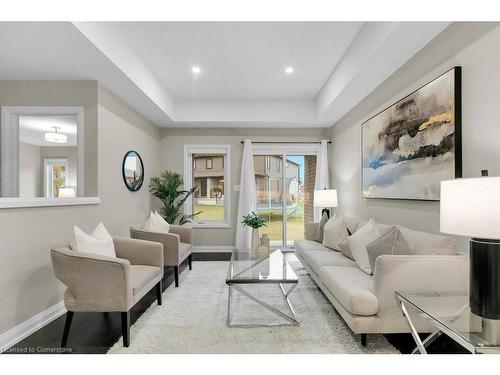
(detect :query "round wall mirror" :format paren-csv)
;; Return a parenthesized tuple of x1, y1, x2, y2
(122, 151, 144, 192)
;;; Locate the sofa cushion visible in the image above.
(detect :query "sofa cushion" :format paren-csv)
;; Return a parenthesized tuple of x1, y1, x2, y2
(302, 250, 358, 274)
(294, 239, 333, 259)
(130, 265, 160, 295)
(319, 266, 379, 316)
(397, 225, 457, 255)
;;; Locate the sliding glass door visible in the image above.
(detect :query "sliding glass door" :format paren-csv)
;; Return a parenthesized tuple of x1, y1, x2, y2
(253, 151, 316, 249)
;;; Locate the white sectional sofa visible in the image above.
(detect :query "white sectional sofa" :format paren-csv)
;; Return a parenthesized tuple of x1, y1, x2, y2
(295, 221, 469, 346)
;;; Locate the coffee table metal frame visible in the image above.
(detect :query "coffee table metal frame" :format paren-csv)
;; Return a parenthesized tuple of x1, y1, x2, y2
(226, 251, 299, 327)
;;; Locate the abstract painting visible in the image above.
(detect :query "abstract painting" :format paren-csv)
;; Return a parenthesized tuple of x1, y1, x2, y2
(362, 67, 462, 200)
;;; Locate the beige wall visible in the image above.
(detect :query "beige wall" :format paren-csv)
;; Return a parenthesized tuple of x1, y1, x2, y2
(19, 142, 41, 197)
(329, 23, 500, 252)
(159, 127, 328, 246)
(0, 82, 160, 335)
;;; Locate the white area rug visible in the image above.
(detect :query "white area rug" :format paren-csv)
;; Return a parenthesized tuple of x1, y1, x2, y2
(109, 257, 398, 354)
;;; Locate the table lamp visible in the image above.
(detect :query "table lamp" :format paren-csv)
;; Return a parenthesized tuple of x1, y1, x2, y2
(440, 177, 500, 319)
(314, 189, 338, 218)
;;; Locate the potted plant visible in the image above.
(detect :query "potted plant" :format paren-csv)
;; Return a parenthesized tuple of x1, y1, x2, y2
(242, 212, 267, 255)
(149, 170, 200, 224)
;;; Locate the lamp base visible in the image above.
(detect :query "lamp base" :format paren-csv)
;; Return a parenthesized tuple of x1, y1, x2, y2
(470, 238, 500, 319)
(321, 208, 331, 219)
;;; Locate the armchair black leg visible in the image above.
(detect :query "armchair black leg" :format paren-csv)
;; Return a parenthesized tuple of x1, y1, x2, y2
(121, 311, 130, 347)
(61, 311, 74, 347)
(361, 334, 367, 347)
(156, 280, 162, 305)
(174, 266, 179, 287)
(188, 254, 193, 270)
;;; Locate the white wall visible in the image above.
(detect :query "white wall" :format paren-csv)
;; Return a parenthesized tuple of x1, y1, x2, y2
(0, 82, 160, 336)
(330, 23, 500, 252)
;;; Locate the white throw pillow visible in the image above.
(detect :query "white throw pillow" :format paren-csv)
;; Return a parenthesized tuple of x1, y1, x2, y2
(145, 211, 170, 233)
(73, 222, 116, 258)
(347, 220, 395, 274)
(322, 214, 350, 251)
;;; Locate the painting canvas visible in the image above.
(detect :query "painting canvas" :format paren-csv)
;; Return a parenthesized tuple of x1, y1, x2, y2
(362, 67, 462, 200)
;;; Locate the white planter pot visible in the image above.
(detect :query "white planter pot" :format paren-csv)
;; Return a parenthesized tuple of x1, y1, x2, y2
(251, 228, 260, 256)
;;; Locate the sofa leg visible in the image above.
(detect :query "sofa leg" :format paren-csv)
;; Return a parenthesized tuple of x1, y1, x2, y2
(174, 266, 179, 287)
(361, 334, 367, 347)
(121, 311, 130, 347)
(188, 254, 193, 270)
(156, 280, 162, 305)
(61, 311, 74, 347)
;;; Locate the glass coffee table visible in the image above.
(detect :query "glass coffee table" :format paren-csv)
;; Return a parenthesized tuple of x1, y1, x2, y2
(226, 248, 299, 327)
(395, 291, 500, 354)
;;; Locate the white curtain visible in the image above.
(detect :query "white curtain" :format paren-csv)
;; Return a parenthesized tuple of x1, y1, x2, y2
(314, 140, 330, 222)
(235, 139, 257, 251)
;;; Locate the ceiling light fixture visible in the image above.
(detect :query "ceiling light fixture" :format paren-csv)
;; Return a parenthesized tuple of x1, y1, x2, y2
(191, 66, 201, 75)
(44, 126, 67, 144)
(285, 66, 294, 74)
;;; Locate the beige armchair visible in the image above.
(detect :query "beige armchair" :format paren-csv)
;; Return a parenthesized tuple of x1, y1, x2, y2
(130, 225, 193, 287)
(51, 237, 164, 347)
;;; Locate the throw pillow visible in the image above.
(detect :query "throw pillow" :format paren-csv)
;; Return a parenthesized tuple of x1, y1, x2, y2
(338, 238, 354, 260)
(366, 227, 411, 274)
(347, 220, 395, 274)
(344, 215, 360, 234)
(316, 211, 330, 242)
(322, 214, 349, 251)
(74, 222, 116, 258)
(145, 211, 170, 233)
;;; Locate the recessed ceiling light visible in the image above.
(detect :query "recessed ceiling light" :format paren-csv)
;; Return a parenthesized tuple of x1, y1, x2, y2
(192, 66, 201, 74)
(285, 66, 294, 74)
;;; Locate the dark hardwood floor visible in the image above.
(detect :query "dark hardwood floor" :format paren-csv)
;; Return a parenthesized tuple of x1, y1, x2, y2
(4, 252, 466, 354)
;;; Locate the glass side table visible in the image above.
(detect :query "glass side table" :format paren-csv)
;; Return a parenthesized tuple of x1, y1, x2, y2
(395, 291, 500, 354)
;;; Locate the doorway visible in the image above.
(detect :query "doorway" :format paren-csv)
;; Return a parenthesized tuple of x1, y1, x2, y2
(253, 151, 317, 249)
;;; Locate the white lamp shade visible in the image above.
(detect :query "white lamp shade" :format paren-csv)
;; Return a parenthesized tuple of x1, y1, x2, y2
(440, 177, 500, 239)
(58, 187, 76, 198)
(314, 189, 338, 208)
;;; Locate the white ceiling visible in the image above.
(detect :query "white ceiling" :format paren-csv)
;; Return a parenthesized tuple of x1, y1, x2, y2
(19, 115, 78, 146)
(0, 22, 451, 128)
(86, 22, 363, 100)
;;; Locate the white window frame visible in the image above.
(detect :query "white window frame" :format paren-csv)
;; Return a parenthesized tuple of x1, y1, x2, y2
(0, 106, 100, 209)
(183, 144, 231, 228)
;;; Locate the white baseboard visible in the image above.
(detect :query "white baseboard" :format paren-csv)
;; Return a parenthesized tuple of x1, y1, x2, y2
(0, 301, 66, 353)
(192, 245, 234, 253)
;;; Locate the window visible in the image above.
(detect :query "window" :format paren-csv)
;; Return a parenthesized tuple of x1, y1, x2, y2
(266, 156, 271, 170)
(193, 159, 196, 170)
(184, 145, 231, 228)
(206, 158, 213, 169)
(277, 158, 281, 172)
